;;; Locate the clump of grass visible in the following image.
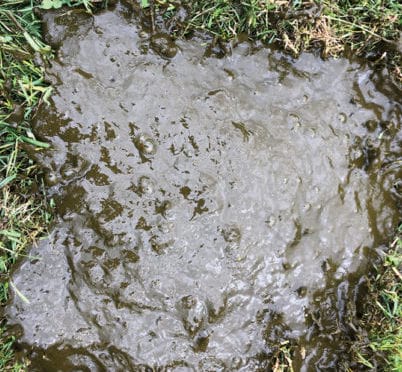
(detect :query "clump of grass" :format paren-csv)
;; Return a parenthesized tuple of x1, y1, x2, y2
(0, 327, 26, 371)
(1, 0, 102, 368)
(353, 226, 402, 370)
(0, 0, 55, 369)
(149, 0, 401, 81)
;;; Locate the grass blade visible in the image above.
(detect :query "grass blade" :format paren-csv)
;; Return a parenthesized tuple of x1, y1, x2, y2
(9, 281, 30, 304)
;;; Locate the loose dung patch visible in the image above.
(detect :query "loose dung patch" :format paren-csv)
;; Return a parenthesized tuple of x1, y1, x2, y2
(6, 3, 402, 370)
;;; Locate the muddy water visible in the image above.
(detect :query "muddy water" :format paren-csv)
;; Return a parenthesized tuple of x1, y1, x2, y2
(6, 3, 402, 371)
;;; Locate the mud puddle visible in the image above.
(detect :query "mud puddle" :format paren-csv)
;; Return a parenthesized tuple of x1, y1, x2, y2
(6, 2, 402, 371)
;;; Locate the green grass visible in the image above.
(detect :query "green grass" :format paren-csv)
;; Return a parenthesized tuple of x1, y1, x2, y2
(0, 0, 55, 369)
(0, 0, 401, 370)
(353, 228, 402, 371)
(151, 0, 401, 80)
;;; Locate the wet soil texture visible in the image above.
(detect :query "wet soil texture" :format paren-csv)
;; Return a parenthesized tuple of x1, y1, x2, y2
(6, 3, 402, 371)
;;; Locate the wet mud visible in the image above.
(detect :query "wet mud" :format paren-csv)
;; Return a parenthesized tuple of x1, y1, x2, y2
(5, 3, 402, 371)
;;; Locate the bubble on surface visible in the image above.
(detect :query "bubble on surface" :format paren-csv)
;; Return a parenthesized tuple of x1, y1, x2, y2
(150, 33, 178, 58)
(138, 175, 155, 194)
(222, 225, 242, 243)
(135, 133, 157, 156)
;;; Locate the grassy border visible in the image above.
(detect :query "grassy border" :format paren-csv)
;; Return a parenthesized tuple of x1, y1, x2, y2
(0, 1, 54, 369)
(149, 0, 401, 82)
(352, 228, 402, 370)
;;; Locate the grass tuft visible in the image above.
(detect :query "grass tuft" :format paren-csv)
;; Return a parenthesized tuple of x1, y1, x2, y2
(152, 0, 401, 81)
(0, 0, 56, 369)
(352, 226, 402, 370)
